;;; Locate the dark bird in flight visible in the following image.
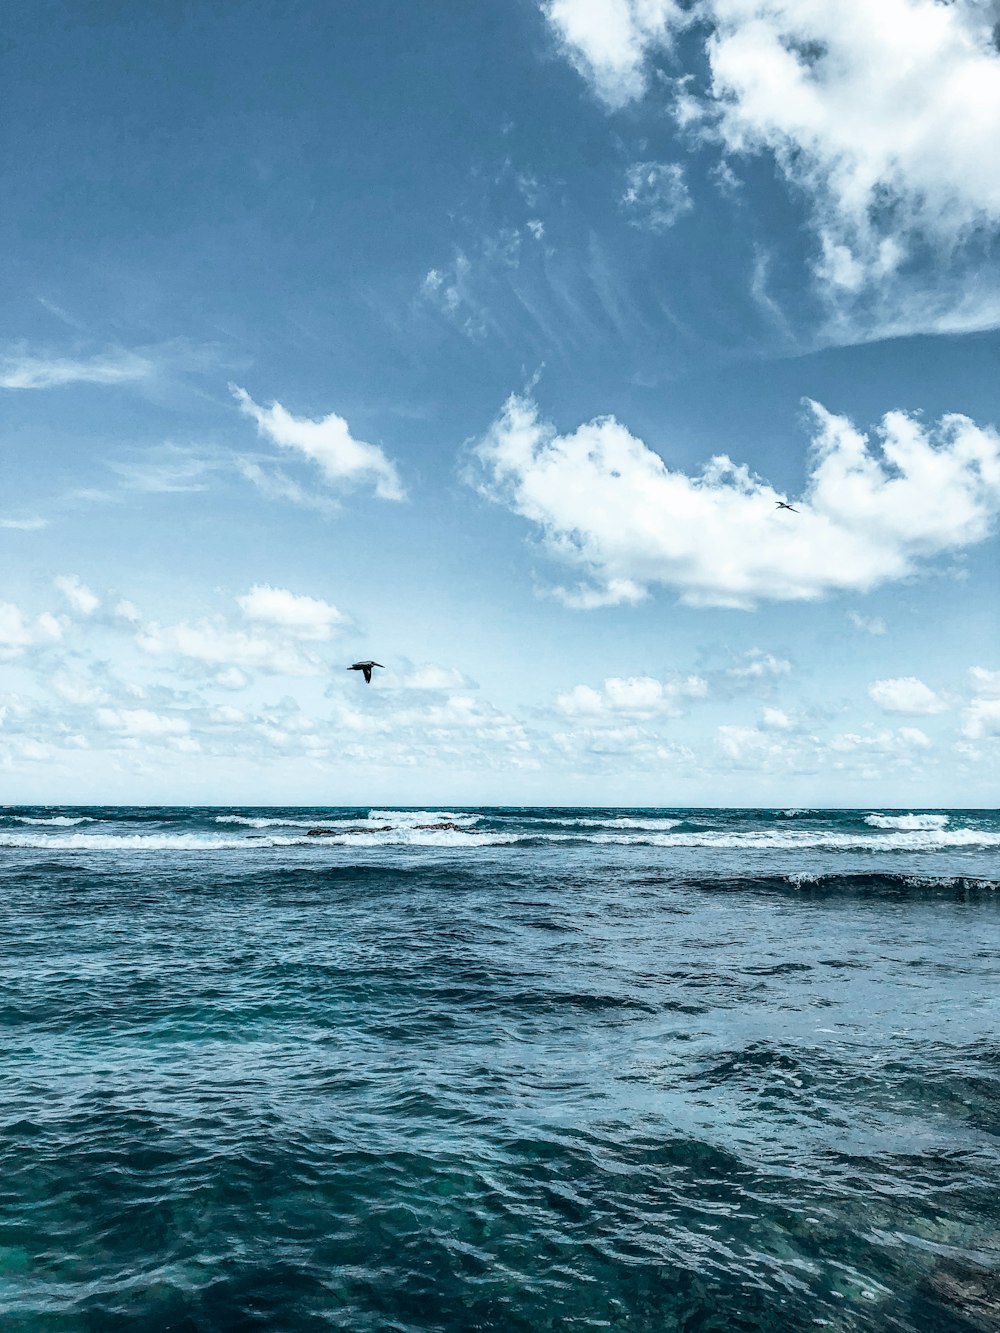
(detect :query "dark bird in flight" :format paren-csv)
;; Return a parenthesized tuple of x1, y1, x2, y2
(775, 501, 800, 513)
(347, 660, 384, 685)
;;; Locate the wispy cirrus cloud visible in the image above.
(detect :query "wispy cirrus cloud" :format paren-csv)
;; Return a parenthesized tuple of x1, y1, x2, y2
(0, 348, 152, 390)
(0, 517, 49, 531)
(471, 393, 1000, 609)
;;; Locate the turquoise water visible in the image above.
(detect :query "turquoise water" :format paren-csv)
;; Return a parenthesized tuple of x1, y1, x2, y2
(1, 806, 998, 1331)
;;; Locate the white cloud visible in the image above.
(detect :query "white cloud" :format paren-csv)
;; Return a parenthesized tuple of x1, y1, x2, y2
(556, 673, 707, 716)
(136, 620, 321, 677)
(830, 726, 931, 753)
(0, 604, 62, 659)
(727, 649, 791, 678)
(760, 706, 792, 730)
(107, 445, 216, 494)
(543, 0, 685, 109)
(95, 707, 189, 738)
(848, 611, 886, 635)
(51, 670, 108, 707)
(622, 161, 692, 230)
(963, 698, 1000, 740)
(473, 394, 1000, 608)
(544, 0, 1000, 338)
(970, 666, 1000, 697)
(231, 386, 405, 502)
(54, 575, 100, 616)
(216, 667, 250, 690)
(705, 0, 1000, 298)
(421, 254, 489, 339)
(235, 458, 343, 515)
(868, 676, 947, 715)
(236, 585, 345, 641)
(0, 348, 151, 390)
(0, 517, 48, 531)
(393, 664, 472, 691)
(962, 666, 1000, 738)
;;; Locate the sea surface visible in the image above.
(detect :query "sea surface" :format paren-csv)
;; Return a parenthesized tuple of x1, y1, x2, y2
(1, 805, 998, 1332)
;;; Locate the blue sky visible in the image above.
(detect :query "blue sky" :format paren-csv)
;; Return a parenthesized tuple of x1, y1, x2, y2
(3, 0, 999, 805)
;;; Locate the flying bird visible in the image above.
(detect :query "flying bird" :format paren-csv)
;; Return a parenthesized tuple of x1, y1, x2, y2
(347, 660, 384, 685)
(775, 501, 799, 513)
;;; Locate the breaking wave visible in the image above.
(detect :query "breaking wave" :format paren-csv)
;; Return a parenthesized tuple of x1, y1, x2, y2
(864, 813, 950, 830)
(2, 815, 93, 826)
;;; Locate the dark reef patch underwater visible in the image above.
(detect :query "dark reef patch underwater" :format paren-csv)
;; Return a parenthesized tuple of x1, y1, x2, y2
(1, 805, 998, 1331)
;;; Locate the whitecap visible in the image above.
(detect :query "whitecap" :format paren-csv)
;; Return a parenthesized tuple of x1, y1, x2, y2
(6, 815, 93, 826)
(864, 813, 949, 831)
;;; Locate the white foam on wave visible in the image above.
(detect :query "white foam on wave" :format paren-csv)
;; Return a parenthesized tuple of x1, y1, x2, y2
(559, 816, 684, 831)
(1, 822, 994, 854)
(0, 832, 301, 851)
(215, 815, 329, 828)
(366, 810, 481, 826)
(5, 815, 93, 826)
(319, 829, 519, 847)
(628, 828, 998, 851)
(864, 813, 949, 831)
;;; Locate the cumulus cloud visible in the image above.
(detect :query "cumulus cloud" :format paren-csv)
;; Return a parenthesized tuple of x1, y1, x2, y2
(231, 386, 405, 502)
(727, 649, 791, 678)
(621, 161, 692, 230)
(136, 620, 322, 678)
(0, 348, 151, 390)
(236, 585, 345, 640)
(544, 0, 1000, 337)
(705, 0, 1000, 299)
(963, 698, 1000, 740)
(392, 665, 472, 691)
(95, 707, 190, 738)
(760, 706, 792, 730)
(0, 603, 62, 659)
(544, 0, 685, 108)
(970, 666, 1000, 697)
(556, 673, 707, 716)
(51, 669, 108, 707)
(962, 665, 1000, 738)
(829, 726, 931, 753)
(868, 677, 947, 715)
(54, 575, 100, 616)
(472, 394, 1000, 608)
(135, 584, 350, 677)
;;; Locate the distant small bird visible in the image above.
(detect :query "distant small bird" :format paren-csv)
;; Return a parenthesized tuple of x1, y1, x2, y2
(347, 660, 384, 685)
(775, 501, 800, 513)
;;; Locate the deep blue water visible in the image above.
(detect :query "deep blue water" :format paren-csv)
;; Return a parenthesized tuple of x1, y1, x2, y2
(1, 805, 998, 1331)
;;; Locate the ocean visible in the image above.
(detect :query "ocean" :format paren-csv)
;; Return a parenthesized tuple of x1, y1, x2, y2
(1, 805, 998, 1332)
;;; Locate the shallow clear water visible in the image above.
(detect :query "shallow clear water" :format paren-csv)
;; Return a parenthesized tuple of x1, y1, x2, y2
(1, 806, 998, 1331)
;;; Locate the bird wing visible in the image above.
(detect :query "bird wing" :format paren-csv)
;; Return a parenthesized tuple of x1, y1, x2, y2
(362, 665, 372, 684)
(372, 662, 384, 668)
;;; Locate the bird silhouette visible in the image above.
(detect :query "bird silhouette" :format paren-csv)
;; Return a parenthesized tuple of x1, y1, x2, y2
(347, 660, 384, 685)
(775, 501, 799, 513)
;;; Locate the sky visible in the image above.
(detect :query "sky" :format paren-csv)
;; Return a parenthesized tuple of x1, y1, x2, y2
(2, 0, 1000, 806)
